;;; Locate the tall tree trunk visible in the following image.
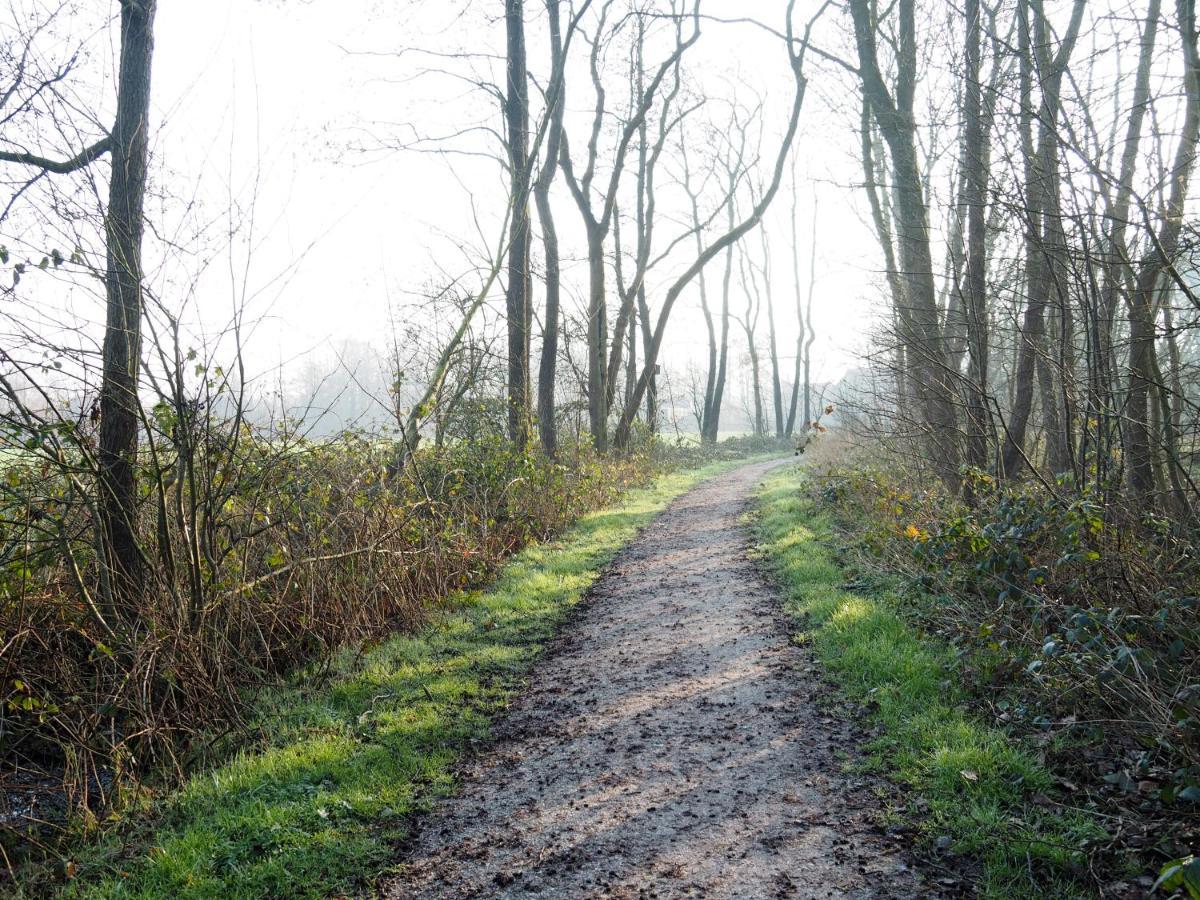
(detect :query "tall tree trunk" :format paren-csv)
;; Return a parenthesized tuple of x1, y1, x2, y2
(504, 0, 532, 448)
(849, 0, 960, 483)
(961, 0, 991, 473)
(612, 208, 649, 431)
(1001, 0, 1044, 477)
(582, 231, 608, 449)
(739, 246, 765, 435)
(1000, 0, 1086, 478)
(747, 338, 765, 436)
(760, 226, 785, 437)
(784, 166, 810, 438)
(604, 29, 648, 419)
(637, 282, 657, 431)
(626, 295, 636, 411)
(1127, 0, 1200, 498)
(682, 141, 719, 440)
(704, 200, 736, 443)
(605, 16, 686, 428)
(858, 99, 912, 415)
(535, 0, 566, 456)
(99, 0, 159, 618)
(1157, 298, 1192, 517)
(803, 315, 814, 433)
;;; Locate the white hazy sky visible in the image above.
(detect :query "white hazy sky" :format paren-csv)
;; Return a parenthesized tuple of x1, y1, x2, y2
(92, 1, 891, 395)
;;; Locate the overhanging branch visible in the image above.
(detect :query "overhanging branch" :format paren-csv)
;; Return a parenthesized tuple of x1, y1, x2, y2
(0, 135, 112, 174)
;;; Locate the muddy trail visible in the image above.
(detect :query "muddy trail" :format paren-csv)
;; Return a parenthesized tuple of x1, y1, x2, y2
(379, 459, 943, 899)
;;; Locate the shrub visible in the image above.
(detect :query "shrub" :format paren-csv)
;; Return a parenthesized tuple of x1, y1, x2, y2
(807, 450, 1200, 875)
(0, 423, 655, 862)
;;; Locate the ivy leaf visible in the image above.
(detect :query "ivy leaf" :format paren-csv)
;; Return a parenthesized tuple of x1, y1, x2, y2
(1153, 856, 1200, 898)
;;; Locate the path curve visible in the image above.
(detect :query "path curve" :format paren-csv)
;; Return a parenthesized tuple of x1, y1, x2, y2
(381, 459, 937, 899)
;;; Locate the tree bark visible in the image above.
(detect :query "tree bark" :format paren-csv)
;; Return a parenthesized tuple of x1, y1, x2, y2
(535, 0, 566, 456)
(584, 230, 608, 448)
(849, 0, 960, 483)
(961, 0, 991, 473)
(1127, 0, 1200, 499)
(504, 0, 532, 449)
(999, 0, 1086, 478)
(98, 0, 159, 617)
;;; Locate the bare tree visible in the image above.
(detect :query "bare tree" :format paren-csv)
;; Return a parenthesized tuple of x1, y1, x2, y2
(614, 0, 824, 448)
(535, 0, 569, 455)
(998, 0, 1087, 479)
(694, 103, 756, 443)
(558, 0, 700, 450)
(785, 176, 816, 437)
(1125, 0, 1200, 506)
(505, 0, 533, 448)
(848, 0, 961, 483)
(606, 12, 693, 434)
(0, 0, 159, 616)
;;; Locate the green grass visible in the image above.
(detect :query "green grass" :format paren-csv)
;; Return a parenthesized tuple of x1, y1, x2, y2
(61, 456, 772, 899)
(754, 464, 1107, 899)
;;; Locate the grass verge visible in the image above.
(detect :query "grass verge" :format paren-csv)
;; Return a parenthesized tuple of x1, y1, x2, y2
(58, 456, 772, 899)
(754, 463, 1108, 899)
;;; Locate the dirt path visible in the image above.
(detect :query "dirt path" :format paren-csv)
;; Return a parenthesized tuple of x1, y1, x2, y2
(380, 459, 939, 899)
